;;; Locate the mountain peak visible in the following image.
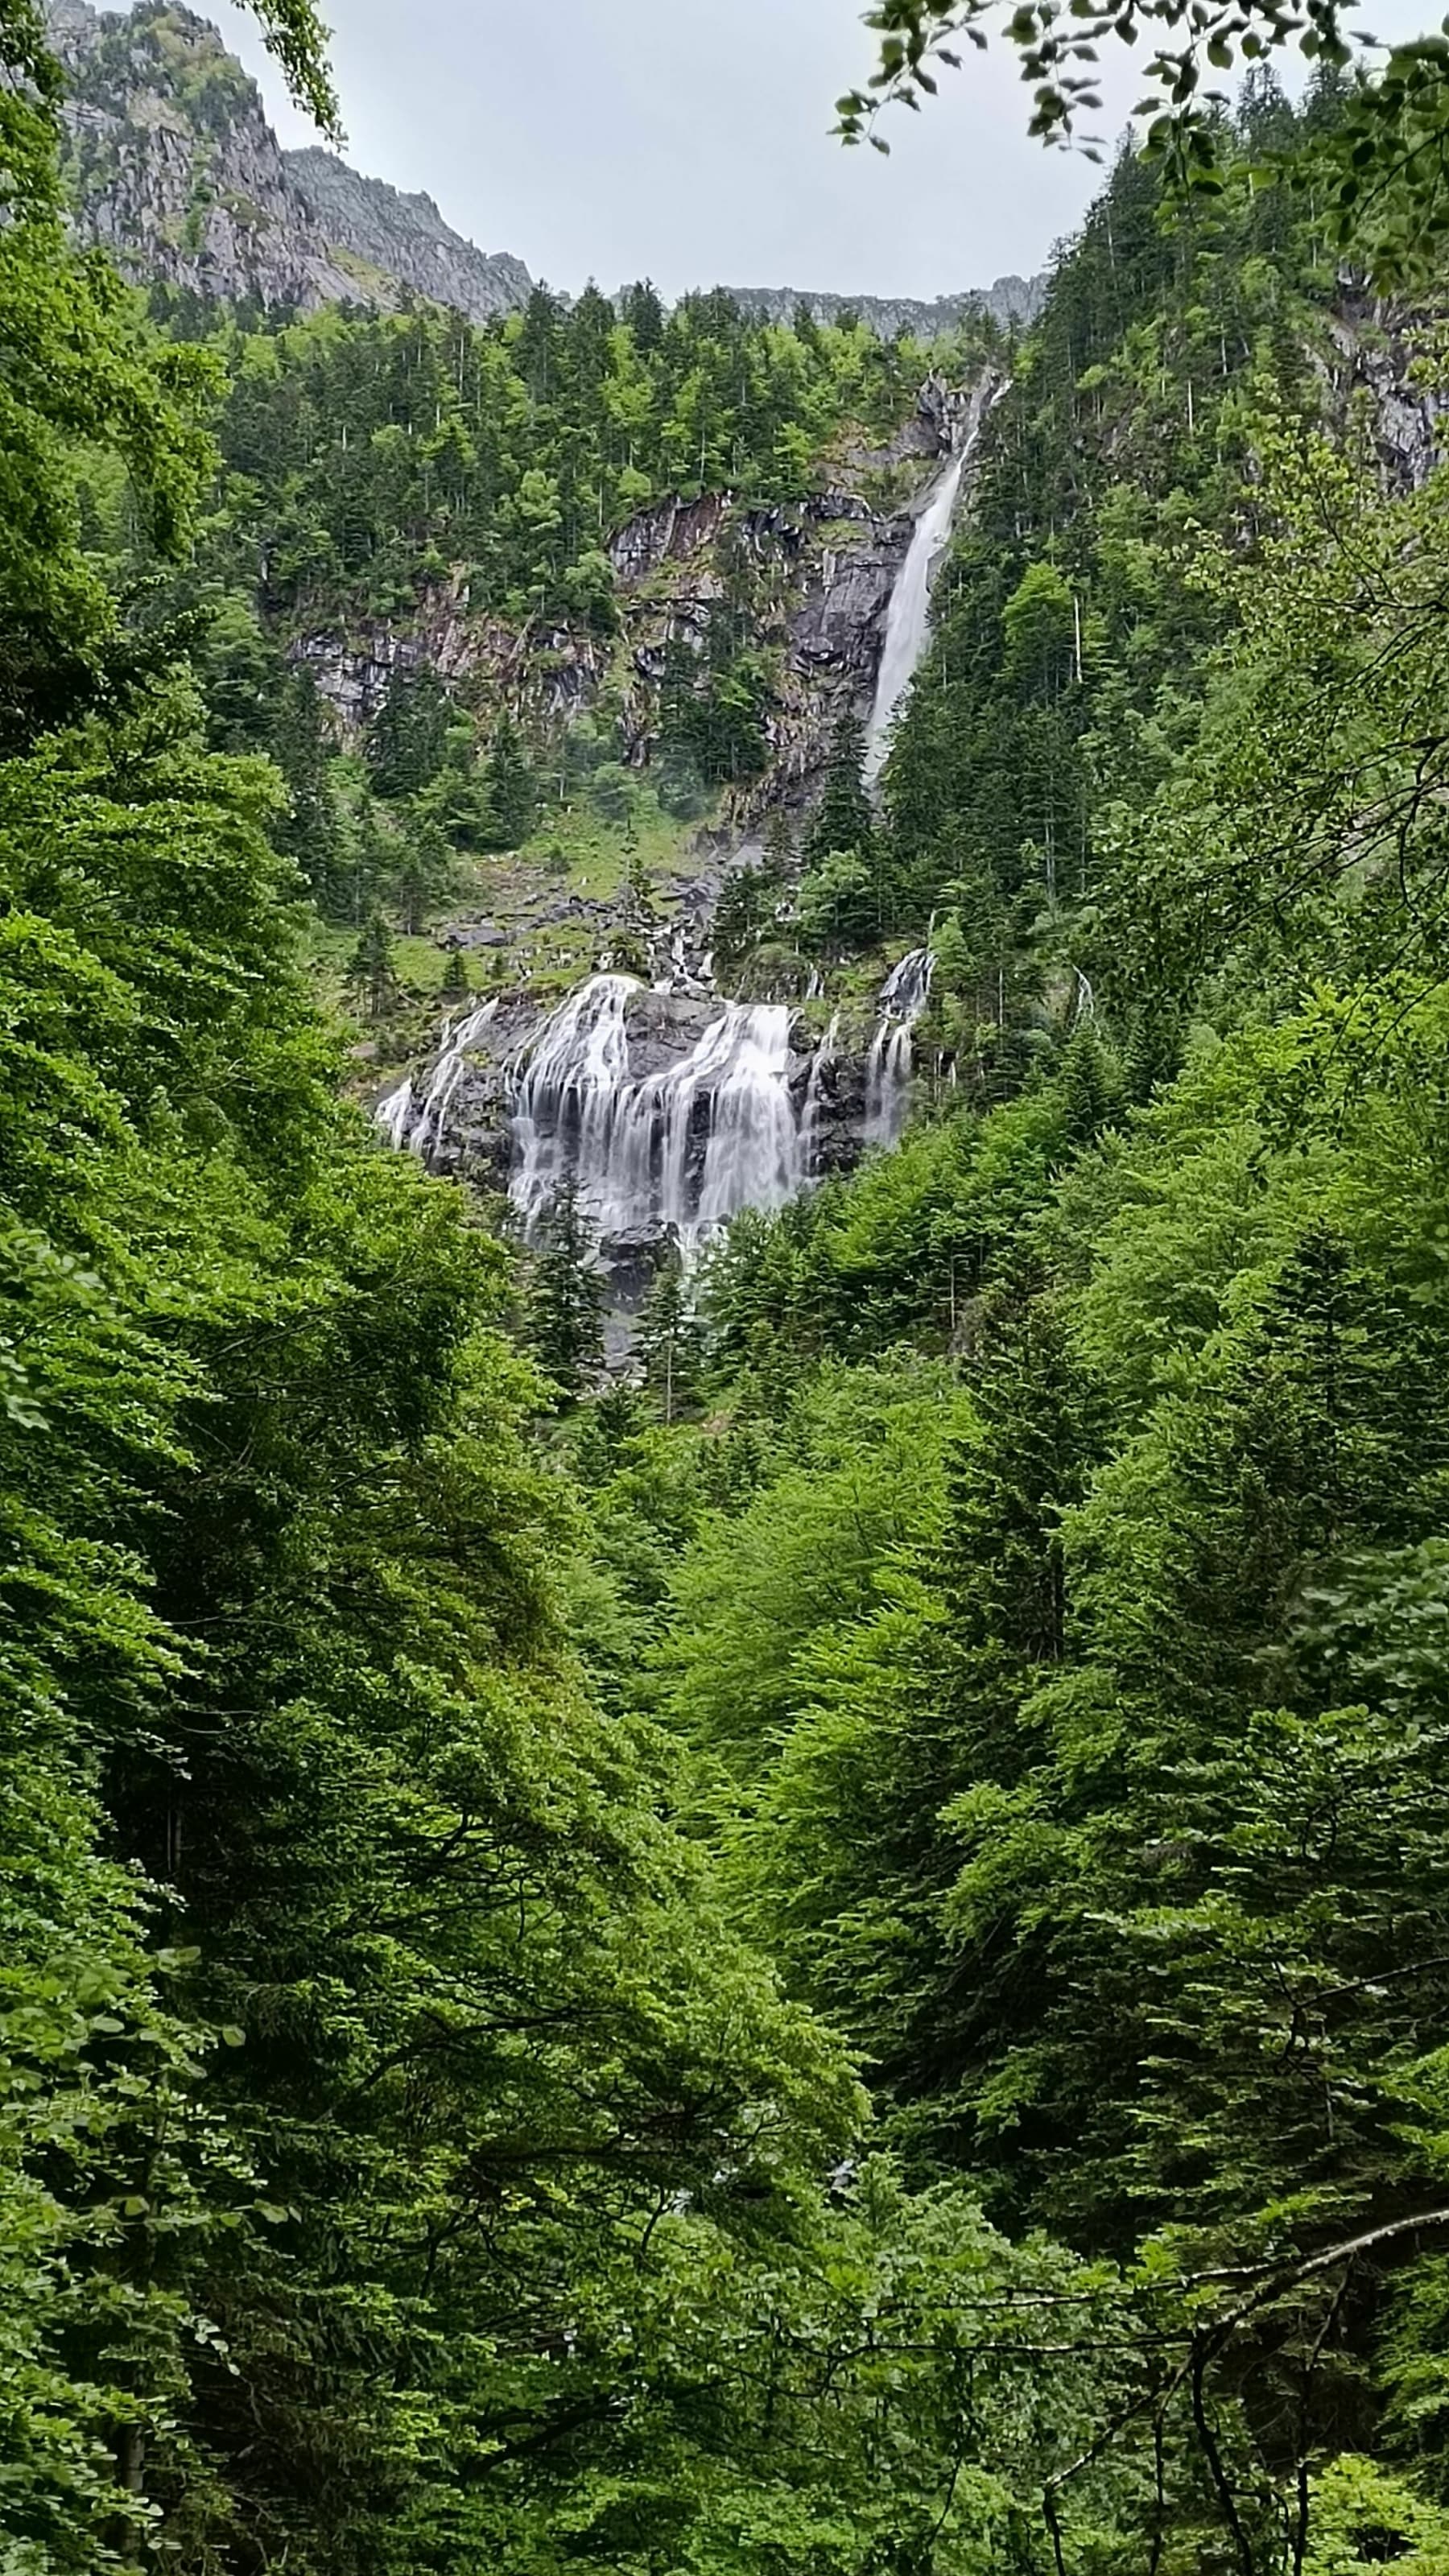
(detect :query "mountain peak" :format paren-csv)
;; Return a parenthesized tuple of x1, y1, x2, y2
(43, 0, 535, 320)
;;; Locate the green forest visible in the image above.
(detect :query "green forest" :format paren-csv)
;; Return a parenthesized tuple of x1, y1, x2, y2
(9, 0, 1449, 2568)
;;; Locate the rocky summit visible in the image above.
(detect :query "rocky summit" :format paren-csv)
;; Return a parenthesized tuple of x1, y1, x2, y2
(44, 0, 535, 317)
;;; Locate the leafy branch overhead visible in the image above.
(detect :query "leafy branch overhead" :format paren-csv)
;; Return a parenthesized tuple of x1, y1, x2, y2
(839, 0, 1449, 276)
(238, 0, 340, 132)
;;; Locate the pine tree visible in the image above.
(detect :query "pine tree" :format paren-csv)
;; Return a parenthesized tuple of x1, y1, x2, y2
(621, 279, 665, 353)
(441, 945, 469, 997)
(396, 814, 453, 934)
(529, 1180, 606, 1400)
(1057, 1022, 1123, 1145)
(366, 668, 451, 800)
(939, 1295, 1104, 1674)
(347, 906, 400, 1021)
(764, 807, 798, 872)
(484, 712, 537, 851)
(638, 1249, 704, 1424)
(713, 864, 769, 970)
(270, 667, 346, 913)
(807, 716, 874, 869)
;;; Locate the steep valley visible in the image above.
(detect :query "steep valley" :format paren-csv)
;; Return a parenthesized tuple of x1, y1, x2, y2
(11, 4, 1449, 2572)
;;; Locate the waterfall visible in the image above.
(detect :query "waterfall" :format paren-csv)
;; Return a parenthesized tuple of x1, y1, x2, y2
(692, 1005, 802, 1232)
(377, 959, 940, 1253)
(801, 1011, 840, 1169)
(865, 950, 934, 1150)
(510, 976, 636, 1234)
(863, 373, 1006, 788)
(508, 975, 807, 1252)
(375, 1074, 417, 1152)
(374, 1001, 498, 1158)
(864, 452, 970, 788)
(411, 1001, 499, 1157)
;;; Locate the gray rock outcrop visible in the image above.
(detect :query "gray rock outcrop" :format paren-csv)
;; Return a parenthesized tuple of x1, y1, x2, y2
(1323, 299, 1446, 492)
(283, 148, 533, 321)
(723, 276, 1045, 338)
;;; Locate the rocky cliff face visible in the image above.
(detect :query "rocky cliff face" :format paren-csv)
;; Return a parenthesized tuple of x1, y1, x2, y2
(1323, 299, 1447, 491)
(725, 278, 1045, 337)
(287, 367, 973, 828)
(45, 0, 535, 318)
(282, 147, 534, 321)
(291, 483, 911, 803)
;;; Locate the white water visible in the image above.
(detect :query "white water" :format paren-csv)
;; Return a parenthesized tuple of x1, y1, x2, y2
(374, 1001, 498, 1158)
(865, 950, 935, 1150)
(864, 454, 970, 788)
(378, 959, 943, 1236)
(863, 374, 1005, 788)
(508, 976, 806, 1253)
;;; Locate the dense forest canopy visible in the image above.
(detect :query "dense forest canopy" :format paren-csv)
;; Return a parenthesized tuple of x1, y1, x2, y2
(6, 0, 1449, 2570)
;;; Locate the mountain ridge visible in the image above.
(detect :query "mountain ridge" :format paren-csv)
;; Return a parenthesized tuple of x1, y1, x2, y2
(46, 0, 535, 319)
(722, 279, 1043, 335)
(46, 0, 1043, 333)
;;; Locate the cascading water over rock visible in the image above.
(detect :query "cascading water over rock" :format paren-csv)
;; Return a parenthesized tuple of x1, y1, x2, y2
(864, 371, 1007, 786)
(510, 976, 806, 1251)
(375, 957, 939, 1261)
(376, 1001, 499, 1158)
(865, 949, 935, 1150)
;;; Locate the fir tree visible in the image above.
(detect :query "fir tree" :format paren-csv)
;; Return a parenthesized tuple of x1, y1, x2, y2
(366, 668, 451, 800)
(530, 1180, 606, 1400)
(621, 278, 665, 353)
(484, 712, 537, 851)
(348, 906, 400, 1020)
(271, 666, 346, 913)
(638, 1248, 704, 1425)
(807, 715, 874, 869)
(396, 813, 453, 935)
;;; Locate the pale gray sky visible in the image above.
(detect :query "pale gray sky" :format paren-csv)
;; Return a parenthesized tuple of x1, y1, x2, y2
(164, 0, 1431, 303)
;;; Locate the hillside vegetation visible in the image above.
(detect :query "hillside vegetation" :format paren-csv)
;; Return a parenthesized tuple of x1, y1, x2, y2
(5, 0, 1449, 2569)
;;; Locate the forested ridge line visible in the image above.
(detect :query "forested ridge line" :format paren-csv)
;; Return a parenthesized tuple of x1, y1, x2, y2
(7, 0, 1449, 2566)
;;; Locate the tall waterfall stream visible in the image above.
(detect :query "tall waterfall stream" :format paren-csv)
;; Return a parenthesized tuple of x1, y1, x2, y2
(864, 371, 1004, 785)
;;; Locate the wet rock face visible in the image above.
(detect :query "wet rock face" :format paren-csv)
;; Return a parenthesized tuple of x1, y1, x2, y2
(790, 528, 910, 676)
(800, 1050, 871, 1180)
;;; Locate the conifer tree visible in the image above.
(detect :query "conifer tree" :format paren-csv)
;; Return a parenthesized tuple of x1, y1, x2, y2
(807, 715, 875, 869)
(347, 906, 400, 1020)
(483, 712, 537, 850)
(441, 944, 469, 997)
(530, 1179, 606, 1400)
(270, 667, 341, 906)
(396, 813, 453, 934)
(366, 668, 450, 800)
(638, 1247, 704, 1424)
(621, 279, 665, 352)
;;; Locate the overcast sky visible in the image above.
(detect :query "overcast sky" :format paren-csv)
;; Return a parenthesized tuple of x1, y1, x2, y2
(161, 0, 1429, 304)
